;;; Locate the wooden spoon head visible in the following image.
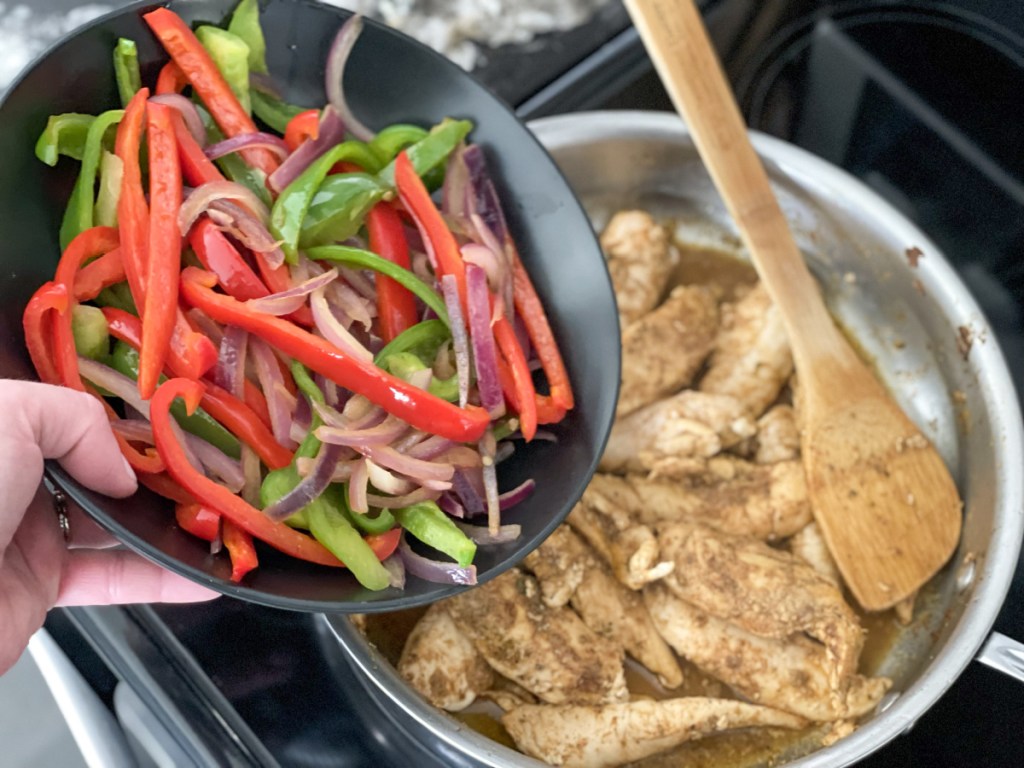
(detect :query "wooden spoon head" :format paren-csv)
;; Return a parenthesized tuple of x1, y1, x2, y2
(803, 394, 963, 612)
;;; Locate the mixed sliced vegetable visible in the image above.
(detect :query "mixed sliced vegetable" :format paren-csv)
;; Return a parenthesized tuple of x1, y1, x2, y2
(24, 2, 572, 590)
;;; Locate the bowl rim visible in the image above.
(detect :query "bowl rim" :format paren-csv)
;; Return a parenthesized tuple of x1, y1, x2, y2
(8, 0, 618, 613)
(326, 109, 1024, 768)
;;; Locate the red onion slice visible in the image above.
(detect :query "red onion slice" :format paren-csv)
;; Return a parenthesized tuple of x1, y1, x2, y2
(442, 144, 470, 218)
(205, 132, 290, 161)
(479, 429, 501, 534)
(450, 467, 485, 517)
(78, 357, 150, 417)
(405, 434, 452, 461)
(325, 15, 375, 142)
(250, 338, 298, 449)
(365, 459, 416, 496)
(245, 268, 337, 316)
(399, 535, 477, 586)
(356, 444, 454, 484)
(348, 458, 370, 514)
(329, 280, 374, 331)
(453, 520, 522, 545)
(214, 326, 248, 398)
(366, 487, 443, 509)
(338, 266, 376, 302)
(382, 555, 406, 590)
(179, 181, 270, 236)
(441, 274, 471, 408)
(186, 308, 224, 347)
(262, 443, 346, 522)
(150, 94, 206, 147)
(268, 106, 346, 194)
(207, 200, 286, 268)
(438, 494, 467, 519)
(498, 479, 536, 510)
(466, 264, 504, 418)
(316, 414, 408, 448)
(311, 286, 374, 362)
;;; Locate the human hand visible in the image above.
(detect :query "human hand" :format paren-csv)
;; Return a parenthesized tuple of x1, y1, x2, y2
(0, 381, 217, 675)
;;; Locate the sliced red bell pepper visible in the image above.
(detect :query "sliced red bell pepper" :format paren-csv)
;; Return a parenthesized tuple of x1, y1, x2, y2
(143, 8, 280, 178)
(394, 151, 467, 311)
(495, 358, 566, 427)
(102, 306, 143, 347)
(90, 393, 167, 474)
(367, 202, 418, 343)
(175, 502, 221, 541)
(199, 381, 293, 470)
(189, 218, 269, 301)
(180, 267, 491, 443)
(283, 109, 320, 152)
(365, 527, 402, 562)
(139, 101, 184, 399)
(222, 520, 259, 582)
(73, 248, 125, 301)
(511, 253, 574, 412)
(142, 472, 196, 505)
(102, 305, 216, 384)
(172, 110, 224, 187)
(243, 380, 273, 429)
(253, 256, 313, 327)
(114, 88, 150, 314)
(493, 316, 537, 441)
(22, 281, 68, 386)
(150, 377, 341, 567)
(155, 61, 188, 95)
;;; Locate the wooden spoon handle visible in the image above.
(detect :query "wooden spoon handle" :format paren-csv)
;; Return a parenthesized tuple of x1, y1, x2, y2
(624, 0, 852, 371)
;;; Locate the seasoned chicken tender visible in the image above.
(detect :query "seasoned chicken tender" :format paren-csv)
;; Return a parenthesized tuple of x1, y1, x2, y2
(600, 210, 675, 325)
(601, 391, 756, 475)
(788, 521, 842, 586)
(502, 697, 806, 768)
(645, 583, 890, 722)
(445, 568, 628, 706)
(752, 404, 801, 464)
(568, 475, 673, 590)
(525, 526, 684, 689)
(700, 283, 794, 417)
(658, 523, 864, 689)
(594, 459, 811, 540)
(398, 605, 494, 712)
(618, 285, 718, 417)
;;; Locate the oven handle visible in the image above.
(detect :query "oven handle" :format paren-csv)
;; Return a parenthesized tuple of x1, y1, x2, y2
(977, 632, 1024, 684)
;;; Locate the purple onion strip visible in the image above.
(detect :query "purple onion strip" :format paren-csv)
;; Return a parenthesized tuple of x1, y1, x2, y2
(466, 264, 505, 418)
(366, 487, 443, 509)
(262, 443, 346, 522)
(316, 415, 408, 448)
(348, 459, 369, 514)
(311, 287, 374, 362)
(150, 94, 206, 146)
(250, 338, 298, 449)
(215, 326, 248, 398)
(325, 16, 375, 142)
(178, 181, 270, 236)
(268, 106, 346, 194)
(454, 520, 522, 545)
(382, 555, 406, 590)
(399, 535, 477, 586)
(245, 268, 338, 316)
(498, 479, 536, 511)
(205, 132, 289, 161)
(441, 274, 471, 408)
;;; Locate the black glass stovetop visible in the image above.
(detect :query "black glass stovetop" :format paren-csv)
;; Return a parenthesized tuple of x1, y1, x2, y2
(34, 1, 1024, 766)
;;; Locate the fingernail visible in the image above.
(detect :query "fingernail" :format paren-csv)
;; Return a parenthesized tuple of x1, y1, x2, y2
(121, 456, 136, 480)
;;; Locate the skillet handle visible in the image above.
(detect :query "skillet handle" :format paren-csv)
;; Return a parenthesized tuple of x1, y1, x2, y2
(976, 632, 1024, 685)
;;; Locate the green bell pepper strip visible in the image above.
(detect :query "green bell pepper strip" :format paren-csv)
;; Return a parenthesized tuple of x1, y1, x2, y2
(382, 352, 459, 402)
(374, 319, 451, 366)
(94, 150, 123, 227)
(347, 505, 397, 536)
(377, 118, 473, 186)
(59, 109, 124, 250)
(368, 124, 428, 165)
(35, 113, 94, 166)
(196, 25, 252, 115)
(306, 245, 450, 327)
(95, 281, 137, 315)
(290, 360, 325, 460)
(251, 90, 306, 134)
(113, 38, 142, 107)
(72, 305, 111, 361)
(394, 501, 477, 568)
(201, 112, 273, 206)
(307, 486, 391, 590)
(227, 0, 268, 74)
(110, 341, 242, 459)
(298, 173, 389, 249)
(260, 466, 310, 530)
(270, 141, 386, 263)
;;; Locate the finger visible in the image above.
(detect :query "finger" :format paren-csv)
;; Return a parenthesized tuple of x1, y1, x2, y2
(56, 550, 221, 606)
(65, 499, 120, 550)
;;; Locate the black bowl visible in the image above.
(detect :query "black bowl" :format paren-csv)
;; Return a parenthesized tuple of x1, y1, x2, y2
(0, 0, 619, 611)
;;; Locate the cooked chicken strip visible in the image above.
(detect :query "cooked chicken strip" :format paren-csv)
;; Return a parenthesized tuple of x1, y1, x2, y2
(658, 523, 864, 689)
(645, 583, 891, 721)
(525, 526, 684, 689)
(753, 404, 801, 464)
(398, 605, 494, 712)
(445, 568, 628, 706)
(601, 391, 756, 475)
(502, 697, 806, 768)
(700, 283, 794, 417)
(788, 522, 842, 586)
(568, 476, 673, 590)
(601, 459, 812, 540)
(619, 285, 719, 417)
(600, 210, 675, 325)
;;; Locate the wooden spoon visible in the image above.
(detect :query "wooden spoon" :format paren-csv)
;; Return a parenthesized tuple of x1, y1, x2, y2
(623, 0, 962, 611)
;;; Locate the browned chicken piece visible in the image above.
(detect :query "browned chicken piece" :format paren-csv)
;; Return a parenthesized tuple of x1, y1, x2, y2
(699, 283, 794, 417)
(627, 458, 813, 541)
(525, 526, 684, 689)
(618, 285, 719, 417)
(658, 523, 864, 690)
(788, 521, 843, 586)
(601, 391, 757, 475)
(645, 583, 891, 722)
(502, 697, 807, 768)
(600, 210, 676, 325)
(445, 568, 629, 706)
(568, 475, 673, 590)
(752, 404, 801, 464)
(398, 605, 494, 712)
